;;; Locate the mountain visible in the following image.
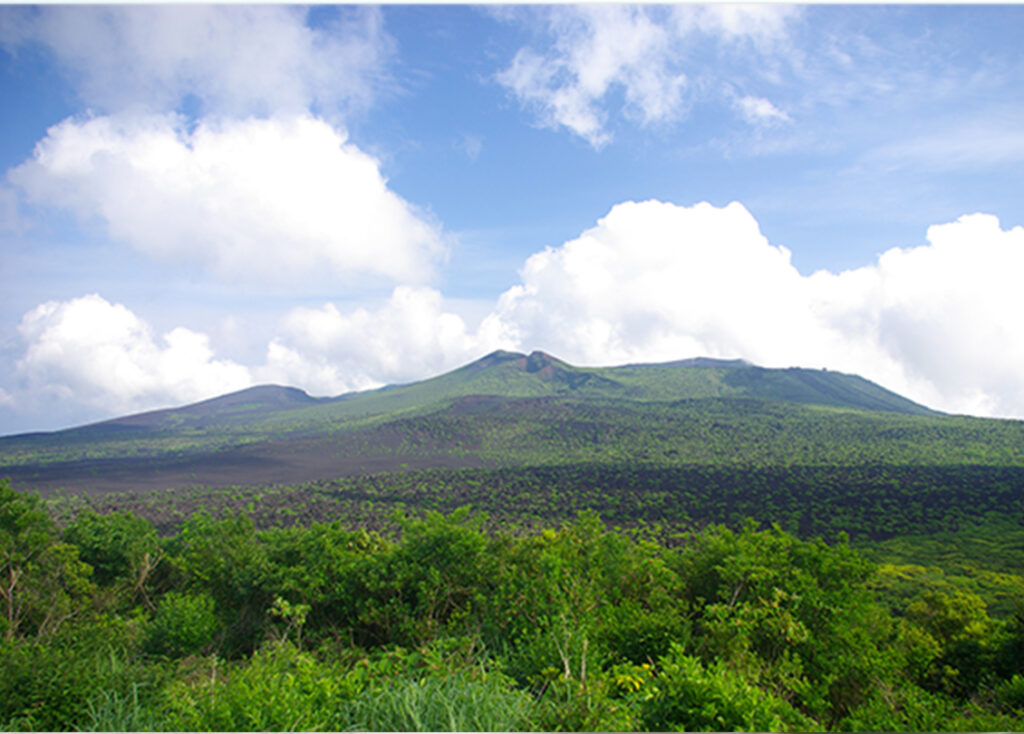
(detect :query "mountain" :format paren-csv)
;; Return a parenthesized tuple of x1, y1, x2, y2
(331, 349, 939, 416)
(89, 384, 328, 432)
(0, 350, 978, 498)
(399, 349, 939, 414)
(3, 349, 935, 441)
(5, 350, 1024, 542)
(99, 349, 935, 431)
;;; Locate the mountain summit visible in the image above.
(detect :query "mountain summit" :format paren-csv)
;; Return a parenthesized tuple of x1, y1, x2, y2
(362, 350, 936, 418)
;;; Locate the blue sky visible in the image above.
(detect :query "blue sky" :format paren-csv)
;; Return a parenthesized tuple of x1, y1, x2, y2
(2, 4, 1024, 434)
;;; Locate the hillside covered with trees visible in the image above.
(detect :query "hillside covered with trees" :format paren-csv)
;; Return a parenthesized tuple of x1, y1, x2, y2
(3, 352, 1024, 731)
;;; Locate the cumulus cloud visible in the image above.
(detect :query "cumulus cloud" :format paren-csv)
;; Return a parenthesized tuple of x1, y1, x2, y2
(496, 5, 798, 147)
(9, 113, 447, 284)
(487, 200, 1024, 418)
(4, 287, 510, 420)
(8, 206, 1024, 424)
(14, 294, 252, 415)
(491, 200, 828, 367)
(2, 6, 433, 289)
(260, 286, 511, 395)
(0, 5, 391, 117)
(814, 213, 1024, 416)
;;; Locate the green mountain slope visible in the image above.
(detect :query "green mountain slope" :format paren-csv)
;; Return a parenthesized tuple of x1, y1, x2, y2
(3, 351, 1024, 548)
(28, 393, 1024, 542)
(79, 349, 935, 434)
(0, 350, 934, 460)
(97, 384, 327, 431)
(0, 349, 990, 501)
(315, 349, 937, 419)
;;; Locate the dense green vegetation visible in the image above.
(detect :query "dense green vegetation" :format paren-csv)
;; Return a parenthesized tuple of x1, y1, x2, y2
(8, 393, 1024, 543)
(47, 460, 1024, 555)
(2, 478, 1024, 732)
(3, 352, 1024, 731)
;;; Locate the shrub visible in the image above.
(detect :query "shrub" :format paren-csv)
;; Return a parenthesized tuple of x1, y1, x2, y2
(152, 638, 531, 732)
(154, 642, 349, 731)
(0, 616, 150, 731)
(145, 591, 219, 658)
(641, 643, 814, 732)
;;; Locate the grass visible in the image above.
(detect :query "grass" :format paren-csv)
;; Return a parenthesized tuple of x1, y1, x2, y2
(345, 672, 533, 732)
(82, 683, 160, 732)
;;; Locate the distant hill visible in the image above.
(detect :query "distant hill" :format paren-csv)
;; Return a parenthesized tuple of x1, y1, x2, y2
(0, 350, 984, 499)
(90, 384, 327, 432)
(118, 349, 932, 431)
(9, 350, 938, 441)
(327, 349, 938, 417)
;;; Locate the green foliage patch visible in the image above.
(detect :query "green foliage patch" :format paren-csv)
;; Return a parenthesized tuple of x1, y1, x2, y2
(4, 477, 1024, 731)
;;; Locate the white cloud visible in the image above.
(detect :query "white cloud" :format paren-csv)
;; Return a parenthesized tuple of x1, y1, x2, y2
(0, 5, 391, 117)
(8, 206, 1024, 424)
(9, 113, 447, 285)
(5, 287, 510, 419)
(487, 200, 1024, 418)
(734, 95, 791, 125)
(491, 200, 828, 367)
(832, 213, 1024, 416)
(14, 294, 252, 415)
(260, 285, 511, 395)
(497, 5, 798, 147)
(3, 286, 512, 422)
(2, 5, 431, 293)
(670, 4, 798, 45)
(497, 6, 685, 148)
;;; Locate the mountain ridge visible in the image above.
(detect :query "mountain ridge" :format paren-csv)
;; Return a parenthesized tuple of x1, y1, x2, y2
(2, 350, 936, 441)
(0, 350, 967, 497)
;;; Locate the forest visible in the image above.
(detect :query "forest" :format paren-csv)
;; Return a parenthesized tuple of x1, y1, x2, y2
(3, 477, 1024, 732)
